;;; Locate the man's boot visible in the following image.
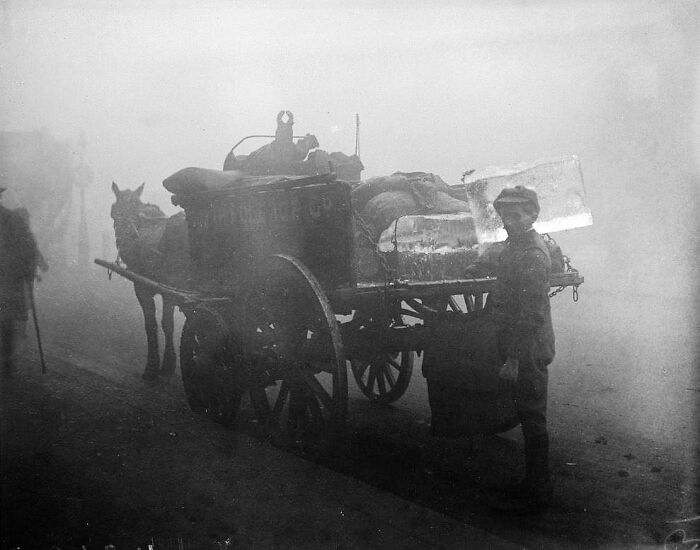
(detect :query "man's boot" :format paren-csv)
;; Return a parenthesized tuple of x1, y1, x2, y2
(522, 435, 553, 509)
(490, 436, 552, 513)
(1, 350, 15, 377)
(1, 322, 15, 377)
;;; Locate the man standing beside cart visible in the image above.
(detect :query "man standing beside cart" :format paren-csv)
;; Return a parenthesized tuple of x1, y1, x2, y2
(476, 185, 555, 512)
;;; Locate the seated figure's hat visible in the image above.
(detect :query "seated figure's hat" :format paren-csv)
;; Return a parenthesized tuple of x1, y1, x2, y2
(493, 185, 540, 216)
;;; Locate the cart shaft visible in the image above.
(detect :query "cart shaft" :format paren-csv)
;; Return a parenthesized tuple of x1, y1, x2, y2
(94, 259, 201, 305)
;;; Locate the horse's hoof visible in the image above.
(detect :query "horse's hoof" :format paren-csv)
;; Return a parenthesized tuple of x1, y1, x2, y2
(159, 360, 176, 378)
(142, 370, 160, 382)
(159, 368, 175, 379)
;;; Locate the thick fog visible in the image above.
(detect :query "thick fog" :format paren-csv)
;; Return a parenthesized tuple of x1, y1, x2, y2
(1, 2, 698, 446)
(2, 2, 698, 293)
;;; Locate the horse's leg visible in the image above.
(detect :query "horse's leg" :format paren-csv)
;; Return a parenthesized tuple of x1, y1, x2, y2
(160, 296, 176, 377)
(135, 285, 160, 381)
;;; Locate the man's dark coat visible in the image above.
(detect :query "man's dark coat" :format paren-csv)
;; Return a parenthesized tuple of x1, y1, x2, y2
(492, 229, 555, 364)
(0, 205, 38, 321)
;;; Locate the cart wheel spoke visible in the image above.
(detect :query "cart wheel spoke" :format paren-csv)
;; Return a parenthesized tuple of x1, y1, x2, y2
(250, 386, 271, 421)
(348, 302, 415, 405)
(287, 386, 306, 436)
(243, 254, 347, 446)
(383, 364, 396, 387)
(180, 307, 243, 427)
(272, 381, 290, 421)
(448, 295, 463, 312)
(292, 364, 335, 412)
(376, 366, 387, 395)
(307, 392, 324, 425)
(400, 308, 422, 320)
(353, 359, 370, 380)
(366, 367, 378, 394)
(386, 356, 402, 371)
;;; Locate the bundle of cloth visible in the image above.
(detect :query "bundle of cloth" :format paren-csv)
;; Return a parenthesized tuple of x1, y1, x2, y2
(163, 167, 245, 194)
(163, 167, 301, 196)
(303, 150, 364, 182)
(352, 172, 470, 242)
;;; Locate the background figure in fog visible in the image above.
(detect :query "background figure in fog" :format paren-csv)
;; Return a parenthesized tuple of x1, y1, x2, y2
(0, 187, 44, 376)
(483, 186, 555, 512)
(110, 182, 190, 381)
(14, 208, 49, 273)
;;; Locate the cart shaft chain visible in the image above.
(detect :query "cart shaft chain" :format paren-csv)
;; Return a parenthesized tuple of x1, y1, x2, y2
(352, 209, 399, 284)
(548, 252, 580, 302)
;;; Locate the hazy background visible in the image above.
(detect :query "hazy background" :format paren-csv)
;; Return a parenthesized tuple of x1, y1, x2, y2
(1, 1, 698, 459)
(2, 0, 698, 298)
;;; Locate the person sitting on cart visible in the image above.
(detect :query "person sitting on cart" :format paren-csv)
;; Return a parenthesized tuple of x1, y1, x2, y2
(468, 185, 555, 512)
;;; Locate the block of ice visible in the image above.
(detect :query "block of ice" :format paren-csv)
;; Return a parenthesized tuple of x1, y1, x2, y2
(376, 212, 477, 253)
(462, 156, 593, 243)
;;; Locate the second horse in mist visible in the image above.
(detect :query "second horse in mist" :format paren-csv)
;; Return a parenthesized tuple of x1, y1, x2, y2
(110, 182, 190, 380)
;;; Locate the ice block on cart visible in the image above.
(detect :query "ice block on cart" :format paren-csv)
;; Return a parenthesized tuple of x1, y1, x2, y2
(463, 155, 593, 243)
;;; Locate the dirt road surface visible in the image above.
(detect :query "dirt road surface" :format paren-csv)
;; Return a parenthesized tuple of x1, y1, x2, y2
(1, 268, 698, 549)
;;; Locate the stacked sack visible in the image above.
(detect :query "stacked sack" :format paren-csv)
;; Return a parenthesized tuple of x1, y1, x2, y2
(351, 172, 470, 242)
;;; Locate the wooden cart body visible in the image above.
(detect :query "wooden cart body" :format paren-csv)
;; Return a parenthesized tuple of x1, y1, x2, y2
(98, 171, 583, 441)
(173, 174, 356, 292)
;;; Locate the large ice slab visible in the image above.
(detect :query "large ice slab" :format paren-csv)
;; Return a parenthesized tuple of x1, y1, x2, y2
(377, 212, 476, 253)
(462, 155, 593, 243)
(369, 213, 478, 282)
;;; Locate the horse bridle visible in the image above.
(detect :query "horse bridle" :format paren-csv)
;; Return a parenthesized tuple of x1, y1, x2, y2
(113, 210, 165, 261)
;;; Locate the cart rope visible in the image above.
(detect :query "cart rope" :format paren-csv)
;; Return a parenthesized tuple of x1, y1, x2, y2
(352, 209, 399, 284)
(107, 252, 123, 281)
(544, 234, 581, 302)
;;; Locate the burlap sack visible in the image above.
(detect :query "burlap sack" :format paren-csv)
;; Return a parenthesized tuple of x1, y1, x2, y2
(163, 167, 244, 194)
(431, 191, 470, 213)
(352, 175, 411, 213)
(361, 191, 418, 238)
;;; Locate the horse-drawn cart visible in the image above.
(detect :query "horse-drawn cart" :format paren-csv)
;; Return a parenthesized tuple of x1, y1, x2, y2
(97, 171, 583, 443)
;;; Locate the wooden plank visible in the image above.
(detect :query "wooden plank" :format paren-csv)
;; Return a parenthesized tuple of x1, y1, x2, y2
(93, 259, 218, 305)
(329, 272, 583, 304)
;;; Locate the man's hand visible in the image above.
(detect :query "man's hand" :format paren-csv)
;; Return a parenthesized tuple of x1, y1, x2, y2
(499, 357, 519, 382)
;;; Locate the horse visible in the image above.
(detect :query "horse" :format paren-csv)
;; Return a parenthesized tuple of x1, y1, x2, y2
(110, 182, 190, 381)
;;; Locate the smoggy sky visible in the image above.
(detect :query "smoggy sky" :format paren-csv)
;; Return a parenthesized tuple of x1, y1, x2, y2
(2, 2, 695, 182)
(1, 0, 699, 295)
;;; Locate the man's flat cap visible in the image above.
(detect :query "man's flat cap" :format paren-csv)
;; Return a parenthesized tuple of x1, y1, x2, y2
(493, 185, 540, 214)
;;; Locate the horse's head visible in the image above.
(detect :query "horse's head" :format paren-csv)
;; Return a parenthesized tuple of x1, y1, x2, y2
(110, 181, 165, 243)
(111, 181, 147, 224)
(111, 181, 168, 259)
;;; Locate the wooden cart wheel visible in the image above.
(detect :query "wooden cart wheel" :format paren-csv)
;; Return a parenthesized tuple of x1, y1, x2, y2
(243, 254, 347, 445)
(347, 305, 414, 404)
(459, 292, 488, 314)
(350, 350, 414, 404)
(180, 306, 244, 427)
